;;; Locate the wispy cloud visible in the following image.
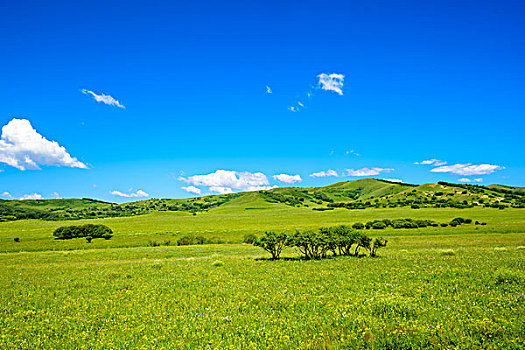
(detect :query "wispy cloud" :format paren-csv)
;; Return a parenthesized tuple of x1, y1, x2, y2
(0, 118, 88, 170)
(273, 174, 302, 184)
(458, 178, 483, 183)
(317, 73, 344, 95)
(431, 163, 504, 176)
(344, 168, 394, 177)
(288, 73, 344, 112)
(81, 89, 125, 108)
(179, 170, 277, 194)
(20, 193, 43, 200)
(110, 189, 149, 198)
(181, 186, 201, 195)
(266, 85, 272, 94)
(310, 169, 338, 178)
(346, 150, 360, 157)
(414, 159, 447, 166)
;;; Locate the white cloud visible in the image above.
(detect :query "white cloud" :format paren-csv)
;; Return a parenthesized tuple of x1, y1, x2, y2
(431, 163, 504, 176)
(273, 174, 302, 184)
(310, 169, 338, 178)
(266, 86, 272, 94)
(81, 89, 125, 108)
(209, 186, 234, 194)
(179, 170, 277, 193)
(344, 168, 394, 177)
(414, 159, 447, 166)
(317, 73, 344, 95)
(110, 189, 149, 198)
(297, 101, 304, 107)
(20, 193, 43, 200)
(53, 192, 61, 198)
(458, 178, 483, 183)
(288, 106, 298, 112)
(1, 191, 13, 199)
(382, 178, 404, 183)
(0, 118, 88, 171)
(181, 186, 201, 195)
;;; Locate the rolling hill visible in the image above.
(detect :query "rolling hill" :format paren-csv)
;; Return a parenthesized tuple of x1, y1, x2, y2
(1, 179, 524, 222)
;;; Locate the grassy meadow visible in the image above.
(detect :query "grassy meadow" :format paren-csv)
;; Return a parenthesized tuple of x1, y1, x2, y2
(1, 203, 524, 349)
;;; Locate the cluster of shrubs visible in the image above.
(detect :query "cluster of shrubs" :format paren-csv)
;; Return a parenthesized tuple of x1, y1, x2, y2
(176, 235, 224, 246)
(347, 217, 478, 230)
(53, 224, 113, 242)
(252, 225, 387, 260)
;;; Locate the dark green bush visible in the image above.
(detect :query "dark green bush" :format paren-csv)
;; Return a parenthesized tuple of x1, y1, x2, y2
(253, 231, 287, 260)
(352, 223, 364, 230)
(53, 224, 113, 240)
(243, 233, 257, 244)
(372, 222, 387, 229)
(13, 237, 20, 243)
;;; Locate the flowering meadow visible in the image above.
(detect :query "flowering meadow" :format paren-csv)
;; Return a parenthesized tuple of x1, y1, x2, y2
(0, 207, 524, 349)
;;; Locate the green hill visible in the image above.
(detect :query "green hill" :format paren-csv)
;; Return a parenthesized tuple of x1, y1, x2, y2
(1, 179, 524, 222)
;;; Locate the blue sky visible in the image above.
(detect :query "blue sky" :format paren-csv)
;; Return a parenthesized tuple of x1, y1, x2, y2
(0, 0, 524, 201)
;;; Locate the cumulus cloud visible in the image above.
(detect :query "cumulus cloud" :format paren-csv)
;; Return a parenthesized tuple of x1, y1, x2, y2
(81, 89, 125, 108)
(0, 118, 88, 170)
(20, 193, 43, 200)
(266, 86, 272, 94)
(344, 168, 394, 177)
(414, 159, 447, 166)
(273, 174, 302, 184)
(1, 191, 13, 199)
(382, 178, 404, 183)
(431, 163, 504, 176)
(110, 189, 149, 198)
(310, 169, 338, 178)
(179, 170, 277, 194)
(209, 186, 234, 194)
(181, 186, 201, 195)
(458, 178, 483, 183)
(317, 73, 344, 95)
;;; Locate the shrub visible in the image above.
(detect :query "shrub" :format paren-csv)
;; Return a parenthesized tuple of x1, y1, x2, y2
(211, 260, 224, 267)
(13, 237, 20, 243)
(176, 235, 211, 246)
(439, 249, 455, 256)
(53, 224, 113, 240)
(243, 233, 257, 244)
(369, 237, 388, 257)
(440, 223, 449, 227)
(372, 222, 386, 230)
(352, 223, 364, 230)
(253, 231, 287, 260)
(86, 236, 92, 243)
(287, 230, 330, 259)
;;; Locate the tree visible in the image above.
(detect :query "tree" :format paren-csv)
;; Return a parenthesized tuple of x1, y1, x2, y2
(369, 237, 388, 257)
(253, 231, 287, 260)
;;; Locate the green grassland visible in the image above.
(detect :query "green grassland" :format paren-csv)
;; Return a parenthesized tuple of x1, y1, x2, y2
(0, 180, 524, 349)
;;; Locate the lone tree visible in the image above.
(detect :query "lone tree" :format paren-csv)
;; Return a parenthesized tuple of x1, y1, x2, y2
(253, 231, 287, 260)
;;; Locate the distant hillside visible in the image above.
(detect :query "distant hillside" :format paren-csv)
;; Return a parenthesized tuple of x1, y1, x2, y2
(1, 179, 523, 222)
